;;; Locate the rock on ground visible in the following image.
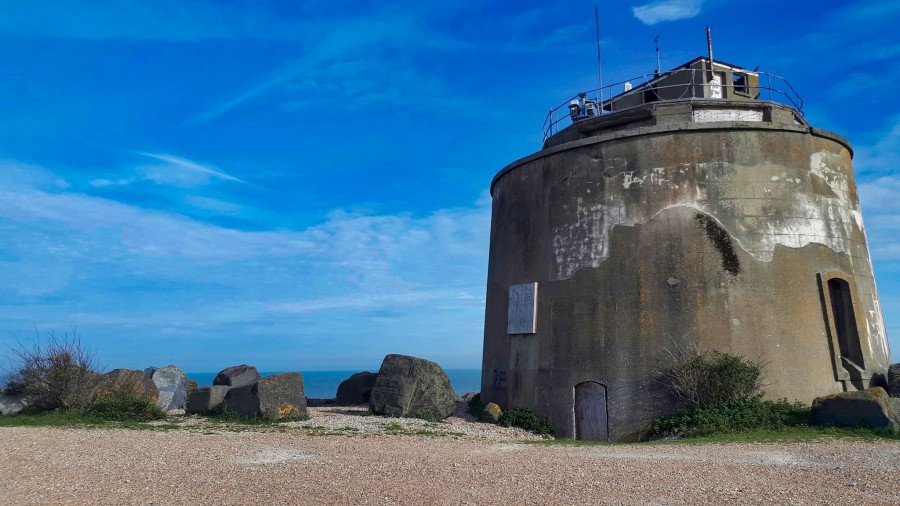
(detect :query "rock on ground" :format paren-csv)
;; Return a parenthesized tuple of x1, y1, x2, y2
(91, 369, 159, 403)
(369, 354, 458, 419)
(0, 394, 28, 415)
(149, 365, 189, 412)
(481, 402, 502, 423)
(224, 373, 307, 420)
(811, 387, 900, 429)
(888, 364, 900, 398)
(187, 385, 230, 415)
(213, 365, 261, 389)
(336, 371, 377, 405)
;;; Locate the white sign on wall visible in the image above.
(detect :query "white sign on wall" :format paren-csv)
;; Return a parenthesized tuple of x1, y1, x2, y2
(508, 282, 538, 334)
(709, 75, 722, 99)
(693, 109, 763, 122)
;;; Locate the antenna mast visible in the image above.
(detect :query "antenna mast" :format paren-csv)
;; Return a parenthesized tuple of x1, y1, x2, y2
(706, 26, 714, 79)
(654, 35, 661, 74)
(595, 5, 604, 109)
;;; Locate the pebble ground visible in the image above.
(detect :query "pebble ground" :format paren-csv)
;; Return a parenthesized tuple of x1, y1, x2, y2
(1, 406, 899, 505)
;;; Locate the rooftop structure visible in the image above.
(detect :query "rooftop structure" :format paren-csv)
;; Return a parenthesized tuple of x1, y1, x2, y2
(542, 57, 803, 143)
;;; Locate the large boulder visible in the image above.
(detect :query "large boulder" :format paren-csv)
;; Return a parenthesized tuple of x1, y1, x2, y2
(224, 373, 307, 420)
(92, 369, 159, 402)
(810, 387, 900, 429)
(368, 354, 458, 419)
(888, 364, 900, 398)
(186, 385, 230, 415)
(0, 394, 28, 416)
(336, 371, 378, 405)
(213, 364, 261, 389)
(148, 365, 189, 412)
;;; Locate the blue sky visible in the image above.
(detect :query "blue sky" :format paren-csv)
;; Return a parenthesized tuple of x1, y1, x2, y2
(0, 0, 898, 372)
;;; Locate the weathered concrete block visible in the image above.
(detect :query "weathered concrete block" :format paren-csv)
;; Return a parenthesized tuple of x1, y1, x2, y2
(224, 373, 307, 420)
(213, 364, 261, 389)
(336, 371, 377, 405)
(0, 394, 28, 416)
(368, 354, 458, 420)
(810, 387, 900, 429)
(481, 403, 502, 423)
(149, 365, 189, 412)
(92, 369, 159, 402)
(186, 385, 230, 415)
(888, 364, 900, 398)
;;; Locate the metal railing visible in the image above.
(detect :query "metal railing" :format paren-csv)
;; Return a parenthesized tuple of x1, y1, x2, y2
(541, 67, 804, 142)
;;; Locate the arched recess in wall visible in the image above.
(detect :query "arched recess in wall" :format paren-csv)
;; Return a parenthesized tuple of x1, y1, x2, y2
(817, 271, 869, 389)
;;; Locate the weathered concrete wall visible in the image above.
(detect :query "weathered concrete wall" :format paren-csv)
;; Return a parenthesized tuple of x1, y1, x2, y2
(482, 100, 891, 441)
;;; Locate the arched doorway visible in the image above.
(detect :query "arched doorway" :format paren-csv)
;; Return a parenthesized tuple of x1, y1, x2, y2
(574, 381, 608, 441)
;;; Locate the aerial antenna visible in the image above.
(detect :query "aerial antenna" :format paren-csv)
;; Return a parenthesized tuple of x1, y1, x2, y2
(654, 35, 661, 75)
(706, 26, 714, 80)
(595, 5, 604, 110)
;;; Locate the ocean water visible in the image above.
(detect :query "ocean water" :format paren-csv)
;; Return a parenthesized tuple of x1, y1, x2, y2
(187, 369, 482, 399)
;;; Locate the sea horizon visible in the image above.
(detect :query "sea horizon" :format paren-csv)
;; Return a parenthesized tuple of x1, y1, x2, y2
(187, 368, 482, 399)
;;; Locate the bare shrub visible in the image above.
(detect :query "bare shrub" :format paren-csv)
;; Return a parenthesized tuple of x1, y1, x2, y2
(5, 329, 100, 411)
(658, 341, 766, 407)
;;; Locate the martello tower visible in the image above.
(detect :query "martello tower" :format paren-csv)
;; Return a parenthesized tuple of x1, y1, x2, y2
(481, 56, 892, 441)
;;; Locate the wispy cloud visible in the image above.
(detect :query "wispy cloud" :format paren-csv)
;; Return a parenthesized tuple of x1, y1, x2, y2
(0, 160, 490, 369)
(191, 14, 422, 123)
(89, 152, 249, 188)
(135, 152, 248, 184)
(854, 117, 900, 176)
(632, 0, 704, 25)
(0, 1, 306, 41)
(855, 118, 900, 264)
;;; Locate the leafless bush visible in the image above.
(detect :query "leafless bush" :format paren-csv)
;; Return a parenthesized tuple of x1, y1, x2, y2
(657, 340, 767, 407)
(5, 328, 100, 411)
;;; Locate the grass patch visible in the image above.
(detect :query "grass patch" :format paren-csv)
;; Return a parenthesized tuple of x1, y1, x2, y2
(0, 410, 105, 428)
(498, 407, 556, 436)
(527, 426, 900, 446)
(84, 396, 165, 422)
(660, 426, 900, 444)
(374, 420, 462, 437)
(650, 398, 809, 438)
(208, 408, 309, 426)
(0, 410, 179, 430)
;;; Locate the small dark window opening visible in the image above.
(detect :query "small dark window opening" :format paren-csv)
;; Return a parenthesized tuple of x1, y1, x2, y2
(643, 87, 660, 104)
(827, 278, 865, 369)
(733, 73, 748, 94)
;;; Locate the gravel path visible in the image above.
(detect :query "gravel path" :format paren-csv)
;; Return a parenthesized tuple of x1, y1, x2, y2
(2, 407, 899, 505)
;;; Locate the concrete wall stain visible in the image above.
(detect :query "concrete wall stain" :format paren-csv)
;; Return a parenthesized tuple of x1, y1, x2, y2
(694, 213, 741, 275)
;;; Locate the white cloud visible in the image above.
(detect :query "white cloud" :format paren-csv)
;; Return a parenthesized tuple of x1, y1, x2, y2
(135, 152, 249, 186)
(0, 1, 305, 41)
(86, 152, 249, 189)
(0, 162, 491, 368)
(854, 118, 900, 176)
(632, 0, 704, 25)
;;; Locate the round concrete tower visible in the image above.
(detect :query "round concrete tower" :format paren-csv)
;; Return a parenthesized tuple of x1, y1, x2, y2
(481, 60, 891, 441)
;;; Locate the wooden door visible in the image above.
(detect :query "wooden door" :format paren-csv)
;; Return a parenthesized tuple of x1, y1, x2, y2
(575, 381, 608, 441)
